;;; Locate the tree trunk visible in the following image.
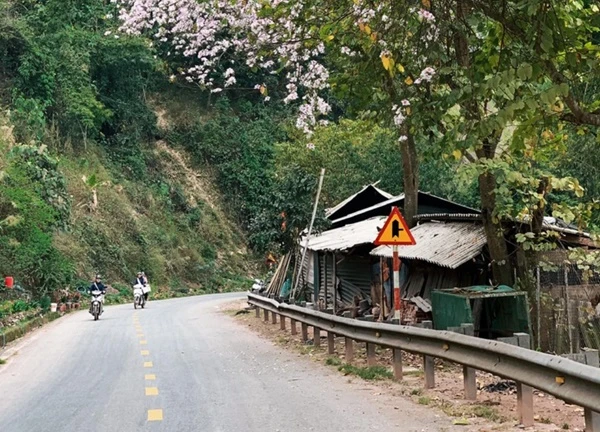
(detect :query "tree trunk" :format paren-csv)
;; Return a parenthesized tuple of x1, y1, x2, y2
(531, 177, 549, 234)
(479, 171, 514, 286)
(401, 132, 419, 228)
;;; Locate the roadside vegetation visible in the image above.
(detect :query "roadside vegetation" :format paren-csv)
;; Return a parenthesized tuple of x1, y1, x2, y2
(1, 0, 600, 345)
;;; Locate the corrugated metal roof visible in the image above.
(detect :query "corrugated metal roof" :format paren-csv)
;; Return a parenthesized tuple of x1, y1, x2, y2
(304, 216, 386, 251)
(326, 184, 393, 218)
(370, 221, 487, 269)
(414, 213, 482, 222)
(331, 194, 404, 224)
(330, 191, 480, 226)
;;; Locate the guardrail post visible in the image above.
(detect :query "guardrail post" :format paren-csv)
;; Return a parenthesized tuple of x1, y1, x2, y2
(463, 366, 477, 400)
(512, 333, 534, 427)
(280, 315, 286, 330)
(271, 312, 278, 325)
(301, 323, 308, 342)
(423, 355, 435, 388)
(366, 343, 376, 366)
(345, 337, 354, 362)
(585, 409, 600, 432)
(263, 309, 269, 322)
(327, 332, 335, 354)
(314, 327, 321, 347)
(457, 324, 477, 400)
(421, 320, 435, 388)
(393, 348, 403, 380)
(290, 319, 298, 335)
(255, 306, 260, 318)
(517, 384, 534, 427)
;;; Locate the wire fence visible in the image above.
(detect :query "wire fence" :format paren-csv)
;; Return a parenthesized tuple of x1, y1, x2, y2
(535, 263, 600, 355)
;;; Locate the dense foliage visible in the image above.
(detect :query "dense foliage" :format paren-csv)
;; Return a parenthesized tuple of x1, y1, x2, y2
(115, 0, 600, 285)
(1, 0, 600, 306)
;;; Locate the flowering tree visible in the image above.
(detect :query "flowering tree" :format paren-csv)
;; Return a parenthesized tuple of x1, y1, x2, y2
(114, 0, 600, 285)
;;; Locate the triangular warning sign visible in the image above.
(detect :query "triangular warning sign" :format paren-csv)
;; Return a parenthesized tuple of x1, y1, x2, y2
(374, 207, 416, 246)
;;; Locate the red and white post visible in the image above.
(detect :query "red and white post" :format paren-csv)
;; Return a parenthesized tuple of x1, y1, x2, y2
(393, 245, 401, 323)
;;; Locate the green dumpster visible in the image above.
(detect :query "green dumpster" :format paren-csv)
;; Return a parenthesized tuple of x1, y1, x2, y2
(431, 285, 531, 339)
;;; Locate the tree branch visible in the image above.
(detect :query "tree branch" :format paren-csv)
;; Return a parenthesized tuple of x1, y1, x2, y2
(469, 0, 600, 127)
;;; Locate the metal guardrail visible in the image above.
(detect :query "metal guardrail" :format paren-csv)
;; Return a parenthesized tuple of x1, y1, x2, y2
(248, 293, 600, 430)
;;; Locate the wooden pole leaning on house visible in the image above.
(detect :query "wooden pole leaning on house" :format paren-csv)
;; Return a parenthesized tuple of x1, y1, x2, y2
(291, 168, 326, 303)
(332, 253, 337, 314)
(536, 266, 542, 351)
(564, 266, 574, 354)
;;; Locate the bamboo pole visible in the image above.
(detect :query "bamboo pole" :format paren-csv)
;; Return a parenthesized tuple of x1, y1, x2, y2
(565, 267, 574, 354)
(291, 168, 326, 302)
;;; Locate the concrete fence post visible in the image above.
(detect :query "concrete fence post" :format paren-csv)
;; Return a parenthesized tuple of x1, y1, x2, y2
(255, 307, 260, 318)
(263, 309, 269, 322)
(280, 315, 286, 330)
(271, 312, 277, 325)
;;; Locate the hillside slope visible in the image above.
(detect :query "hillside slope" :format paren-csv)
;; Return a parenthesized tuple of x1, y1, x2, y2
(0, 110, 253, 298)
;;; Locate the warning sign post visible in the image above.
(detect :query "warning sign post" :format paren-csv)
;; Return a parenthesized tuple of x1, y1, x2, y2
(374, 207, 416, 323)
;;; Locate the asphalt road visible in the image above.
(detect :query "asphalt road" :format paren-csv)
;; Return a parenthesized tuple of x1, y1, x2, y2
(0, 293, 457, 432)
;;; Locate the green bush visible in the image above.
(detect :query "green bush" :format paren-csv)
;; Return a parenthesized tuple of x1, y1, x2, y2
(39, 295, 51, 311)
(11, 299, 30, 313)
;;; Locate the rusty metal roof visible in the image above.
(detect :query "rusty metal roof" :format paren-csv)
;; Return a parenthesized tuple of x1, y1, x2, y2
(304, 216, 387, 252)
(370, 221, 487, 269)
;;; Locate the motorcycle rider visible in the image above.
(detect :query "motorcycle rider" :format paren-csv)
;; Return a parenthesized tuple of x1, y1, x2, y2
(89, 274, 106, 315)
(133, 272, 150, 302)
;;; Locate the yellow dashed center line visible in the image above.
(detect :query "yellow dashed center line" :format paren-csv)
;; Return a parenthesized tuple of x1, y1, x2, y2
(136, 316, 162, 422)
(147, 409, 163, 421)
(145, 387, 159, 396)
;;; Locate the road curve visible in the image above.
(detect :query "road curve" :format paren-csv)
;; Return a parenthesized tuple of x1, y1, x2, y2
(0, 293, 457, 432)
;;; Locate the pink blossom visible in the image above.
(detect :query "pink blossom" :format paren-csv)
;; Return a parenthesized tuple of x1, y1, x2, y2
(417, 9, 436, 23)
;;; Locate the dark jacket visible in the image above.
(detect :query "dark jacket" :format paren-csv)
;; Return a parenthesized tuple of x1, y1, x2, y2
(133, 277, 146, 286)
(89, 281, 106, 293)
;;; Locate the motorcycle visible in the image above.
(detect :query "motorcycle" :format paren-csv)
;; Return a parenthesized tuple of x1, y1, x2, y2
(133, 284, 146, 309)
(251, 278, 265, 294)
(90, 290, 104, 321)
